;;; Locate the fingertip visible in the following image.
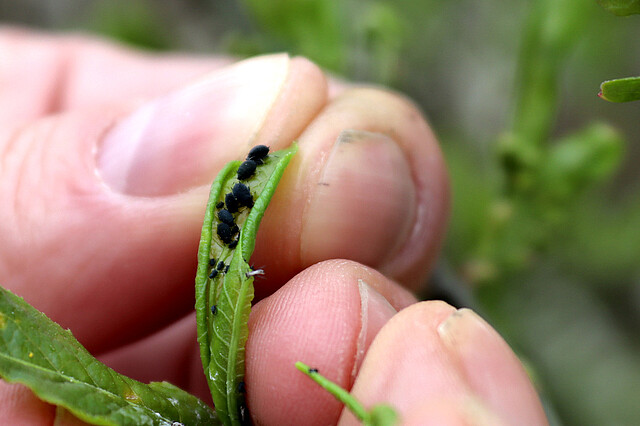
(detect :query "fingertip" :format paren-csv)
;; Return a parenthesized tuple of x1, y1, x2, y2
(437, 309, 548, 425)
(0, 380, 55, 424)
(253, 87, 450, 294)
(347, 302, 548, 426)
(245, 260, 407, 425)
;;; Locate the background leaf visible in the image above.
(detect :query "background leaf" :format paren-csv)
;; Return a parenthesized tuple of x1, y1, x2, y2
(599, 77, 640, 102)
(0, 286, 219, 426)
(597, 0, 640, 15)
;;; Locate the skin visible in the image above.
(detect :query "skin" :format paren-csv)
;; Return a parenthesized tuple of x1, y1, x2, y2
(0, 27, 548, 425)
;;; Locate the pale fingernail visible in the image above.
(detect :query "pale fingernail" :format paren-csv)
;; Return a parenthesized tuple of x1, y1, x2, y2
(97, 54, 291, 196)
(460, 396, 509, 426)
(301, 130, 416, 267)
(352, 279, 396, 380)
(403, 396, 507, 426)
(437, 309, 549, 426)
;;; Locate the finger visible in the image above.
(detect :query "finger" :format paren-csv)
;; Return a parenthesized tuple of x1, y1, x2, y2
(1, 44, 447, 357)
(97, 259, 415, 405)
(0, 381, 53, 424)
(253, 87, 449, 294)
(97, 313, 210, 403)
(0, 53, 328, 353)
(0, 259, 412, 425)
(245, 260, 415, 425)
(340, 303, 549, 426)
(0, 26, 232, 125)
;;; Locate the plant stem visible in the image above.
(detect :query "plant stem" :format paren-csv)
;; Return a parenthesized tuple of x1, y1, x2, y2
(295, 362, 369, 421)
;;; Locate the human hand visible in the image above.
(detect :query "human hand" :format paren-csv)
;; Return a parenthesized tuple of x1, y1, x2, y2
(0, 28, 546, 425)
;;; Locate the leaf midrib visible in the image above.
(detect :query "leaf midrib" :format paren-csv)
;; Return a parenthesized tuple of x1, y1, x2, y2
(0, 350, 173, 422)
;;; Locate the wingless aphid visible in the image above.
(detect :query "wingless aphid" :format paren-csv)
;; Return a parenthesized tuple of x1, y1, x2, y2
(232, 183, 254, 208)
(225, 192, 239, 213)
(218, 209, 235, 226)
(237, 160, 257, 180)
(217, 222, 233, 244)
(246, 144, 269, 164)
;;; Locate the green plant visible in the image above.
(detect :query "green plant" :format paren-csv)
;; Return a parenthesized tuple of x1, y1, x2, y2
(0, 286, 218, 425)
(194, 144, 298, 424)
(295, 362, 397, 426)
(597, 2, 640, 102)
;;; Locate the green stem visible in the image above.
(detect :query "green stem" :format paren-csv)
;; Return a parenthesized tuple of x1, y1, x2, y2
(295, 362, 369, 421)
(511, 0, 592, 147)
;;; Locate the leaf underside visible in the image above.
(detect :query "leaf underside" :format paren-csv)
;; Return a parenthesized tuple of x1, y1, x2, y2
(195, 144, 298, 425)
(599, 77, 640, 103)
(0, 286, 219, 426)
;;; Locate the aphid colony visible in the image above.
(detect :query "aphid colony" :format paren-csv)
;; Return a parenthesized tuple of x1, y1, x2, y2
(209, 145, 270, 277)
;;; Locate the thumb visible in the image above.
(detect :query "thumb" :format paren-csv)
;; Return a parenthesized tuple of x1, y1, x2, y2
(0, 54, 327, 353)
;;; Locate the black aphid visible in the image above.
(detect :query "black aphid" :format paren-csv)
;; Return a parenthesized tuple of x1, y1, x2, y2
(217, 261, 225, 271)
(237, 159, 257, 180)
(215, 201, 224, 209)
(225, 265, 230, 273)
(309, 368, 318, 374)
(209, 270, 218, 279)
(231, 224, 239, 236)
(237, 381, 246, 394)
(228, 239, 238, 249)
(217, 222, 232, 244)
(209, 258, 216, 267)
(225, 192, 239, 213)
(211, 305, 217, 315)
(232, 183, 253, 208)
(217, 209, 234, 225)
(247, 145, 269, 164)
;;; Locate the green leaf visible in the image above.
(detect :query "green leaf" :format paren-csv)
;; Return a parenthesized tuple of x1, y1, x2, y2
(295, 362, 399, 426)
(0, 286, 218, 426)
(597, 0, 640, 15)
(599, 76, 640, 102)
(195, 144, 298, 425)
(539, 122, 623, 201)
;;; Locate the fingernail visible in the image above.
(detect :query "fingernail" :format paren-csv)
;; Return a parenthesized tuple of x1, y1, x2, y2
(301, 130, 416, 267)
(403, 396, 506, 426)
(460, 396, 508, 426)
(352, 279, 396, 380)
(97, 54, 291, 196)
(437, 309, 548, 426)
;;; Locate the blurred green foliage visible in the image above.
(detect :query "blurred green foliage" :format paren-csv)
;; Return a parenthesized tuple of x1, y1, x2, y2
(232, 1, 640, 424)
(598, 0, 640, 15)
(85, 1, 170, 50)
(4, 0, 639, 424)
(231, 0, 405, 84)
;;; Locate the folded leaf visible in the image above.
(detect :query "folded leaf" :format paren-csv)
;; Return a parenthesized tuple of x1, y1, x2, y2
(599, 76, 640, 102)
(0, 286, 218, 426)
(195, 144, 298, 425)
